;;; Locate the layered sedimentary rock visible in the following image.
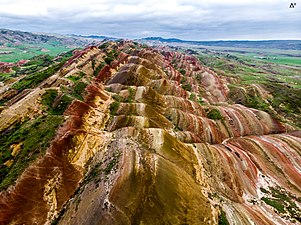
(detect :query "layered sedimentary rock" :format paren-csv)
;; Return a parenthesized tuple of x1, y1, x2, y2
(0, 41, 300, 224)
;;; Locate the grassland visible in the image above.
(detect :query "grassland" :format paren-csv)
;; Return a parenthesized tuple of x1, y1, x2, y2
(197, 48, 301, 88)
(0, 115, 64, 191)
(184, 44, 301, 128)
(0, 43, 73, 62)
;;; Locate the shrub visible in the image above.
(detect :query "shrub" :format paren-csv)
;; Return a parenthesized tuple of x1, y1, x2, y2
(91, 59, 96, 70)
(207, 108, 223, 120)
(93, 62, 106, 77)
(104, 56, 114, 65)
(198, 97, 204, 105)
(67, 71, 86, 82)
(126, 87, 135, 103)
(71, 82, 87, 100)
(261, 197, 285, 213)
(182, 83, 192, 91)
(218, 210, 230, 225)
(112, 94, 123, 102)
(99, 42, 110, 49)
(189, 93, 196, 101)
(179, 68, 186, 75)
(41, 89, 58, 110)
(110, 101, 120, 115)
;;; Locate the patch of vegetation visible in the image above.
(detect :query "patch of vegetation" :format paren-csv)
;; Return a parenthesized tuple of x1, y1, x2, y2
(245, 95, 270, 112)
(0, 73, 13, 82)
(261, 187, 301, 220)
(41, 89, 58, 109)
(179, 68, 186, 75)
(67, 71, 85, 82)
(54, 95, 73, 114)
(125, 87, 135, 103)
(109, 101, 120, 115)
(70, 82, 87, 101)
(23, 54, 53, 68)
(180, 76, 187, 84)
(228, 85, 270, 113)
(98, 42, 110, 49)
(218, 210, 230, 225)
(0, 115, 64, 191)
(261, 197, 286, 213)
(85, 162, 103, 184)
(260, 187, 270, 194)
(265, 84, 301, 115)
(0, 43, 73, 63)
(104, 56, 114, 65)
(104, 152, 120, 175)
(93, 62, 106, 77)
(189, 93, 196, 101)
(12, 61, 65, 92)
(182, 83, 192, 91)
(112, 94, 123, 102)
(207, 108, 223, 120)
(107, 49, 119, 58)
(198, 97, 204, 105)
(41, 90, 73, 115)
(102, 49, 119, 66)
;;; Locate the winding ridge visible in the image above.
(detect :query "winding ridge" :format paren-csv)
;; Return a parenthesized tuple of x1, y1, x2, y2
(0, 41, 300, 224)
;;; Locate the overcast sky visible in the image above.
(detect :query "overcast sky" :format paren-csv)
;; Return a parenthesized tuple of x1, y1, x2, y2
(0, 0, 300, 40)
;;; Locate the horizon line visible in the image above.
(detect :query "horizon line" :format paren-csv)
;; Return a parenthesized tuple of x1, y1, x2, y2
(1, 27, 301, 42)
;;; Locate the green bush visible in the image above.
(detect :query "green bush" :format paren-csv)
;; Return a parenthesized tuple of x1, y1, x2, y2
(99, 42, 110, 49)
(54, 95, 73, 114)
(218, 210, 230, 225)
(179, 68, 186, 75)
(126, 87, 135, 103)
(93, 62, 106, 77)
(246, 95, 270, 112)
(67, 71, 85, 82)
(189, 93, 196, 101)
(91, 59, 96, 70)
(0, 73, 12, 82)
(182, 83, 192, 91)
(198, 97, 204, 105)
(180, 76, 187, 84)
(110, 101, 120, 115)
(207, 108, 223, 120)
(41, 89, 58, 110)
(41, 90, 73, 115)
(112, 94, 123, 102)
(261, 197, 285, 213)
(71, 82, 87, 100)
(104, 56, 114, 65)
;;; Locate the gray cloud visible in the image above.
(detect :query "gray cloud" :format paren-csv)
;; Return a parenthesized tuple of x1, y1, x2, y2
(0, 0, 300, 40)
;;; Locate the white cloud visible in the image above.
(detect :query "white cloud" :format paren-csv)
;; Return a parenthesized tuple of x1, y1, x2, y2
(0, 0, 300, 39)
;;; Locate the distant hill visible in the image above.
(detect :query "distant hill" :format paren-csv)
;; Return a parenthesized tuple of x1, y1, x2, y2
(141, 37, 301, 50)
(0, 29, 91, 47)
(142, 37, 184, 43)
(72, 34, 117, 40)
(0, 29, 97, 62)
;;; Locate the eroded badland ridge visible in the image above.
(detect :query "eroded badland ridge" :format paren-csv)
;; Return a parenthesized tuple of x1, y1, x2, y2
(0, 40, 301, 224)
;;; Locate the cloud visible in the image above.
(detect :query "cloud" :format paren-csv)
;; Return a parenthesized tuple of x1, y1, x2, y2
(0, 0, 300, 40)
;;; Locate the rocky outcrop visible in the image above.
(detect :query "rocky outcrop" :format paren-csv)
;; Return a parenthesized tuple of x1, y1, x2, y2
(0, 41, 300, 224)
